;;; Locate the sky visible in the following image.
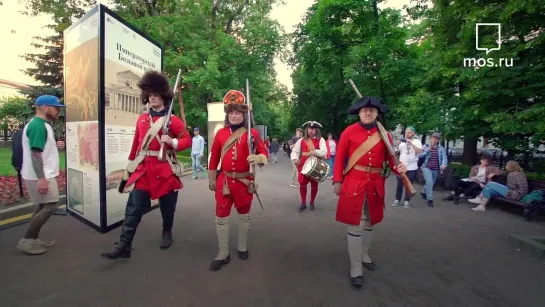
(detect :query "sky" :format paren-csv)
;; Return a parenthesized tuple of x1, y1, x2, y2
(0, 0, 410, 91)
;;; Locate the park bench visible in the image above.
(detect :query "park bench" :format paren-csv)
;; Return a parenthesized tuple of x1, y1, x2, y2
(490, 174, 545, 211)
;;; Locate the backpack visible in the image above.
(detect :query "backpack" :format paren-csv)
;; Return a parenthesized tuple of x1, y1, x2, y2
(417, 156, 426, 168)
(11, 128, 25, 170)
(521, 190, 544, 205)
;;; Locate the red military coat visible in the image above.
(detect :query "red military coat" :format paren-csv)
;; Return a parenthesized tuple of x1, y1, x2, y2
(208, 126, 268, 208)
(124, 113, 192, 200)
(333, 123, 399, 226)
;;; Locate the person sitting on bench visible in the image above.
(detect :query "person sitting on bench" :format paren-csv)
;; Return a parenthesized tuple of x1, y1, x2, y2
(469, 160, 528, 212)
(443, 154, 501, 204)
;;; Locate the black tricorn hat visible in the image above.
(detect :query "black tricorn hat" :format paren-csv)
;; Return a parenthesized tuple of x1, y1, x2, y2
(137, 71, 174, 105)
(347, 96, 388, 115)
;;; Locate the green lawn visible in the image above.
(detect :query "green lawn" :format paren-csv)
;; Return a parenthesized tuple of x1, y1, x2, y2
(0, 147, 67, 177)
(0, 146, 207, 177)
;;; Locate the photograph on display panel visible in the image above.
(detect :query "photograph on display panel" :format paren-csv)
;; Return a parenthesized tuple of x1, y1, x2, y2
(63, 8, 101, 227)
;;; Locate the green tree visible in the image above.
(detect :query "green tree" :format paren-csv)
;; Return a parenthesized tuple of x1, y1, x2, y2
(0, 97, 33, 140)
(18, 0, 97, 101)
(111, 0, 288, 137)
(290, 0, 419, 136)
(403, 0, 545, 165)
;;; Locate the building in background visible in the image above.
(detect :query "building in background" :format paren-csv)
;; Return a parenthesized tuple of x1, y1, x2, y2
(0, 79, 28, 100)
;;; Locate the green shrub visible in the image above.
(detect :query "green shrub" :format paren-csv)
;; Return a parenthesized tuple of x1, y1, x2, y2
(526, 172, 545, 181)
(447, 162, 472, 178)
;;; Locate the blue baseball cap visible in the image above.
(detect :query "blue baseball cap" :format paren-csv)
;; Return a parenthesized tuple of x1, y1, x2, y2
(36, 95, 66, 107)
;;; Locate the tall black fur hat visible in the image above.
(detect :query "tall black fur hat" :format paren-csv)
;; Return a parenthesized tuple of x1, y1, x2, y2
(137, 71, 174, 105)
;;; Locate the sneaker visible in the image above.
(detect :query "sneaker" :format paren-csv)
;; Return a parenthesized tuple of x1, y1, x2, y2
(190, 176, 197, 180)
(35, 239, 56, 247)
(16, 239, 47, 255)
(471, 205, 486, 212)
(392, 200, 400, 207)
(290, 184, 298, 188)
(468, 197, 482, 204)
(403, 201, 410, 208)
(459, 193, 465, 198)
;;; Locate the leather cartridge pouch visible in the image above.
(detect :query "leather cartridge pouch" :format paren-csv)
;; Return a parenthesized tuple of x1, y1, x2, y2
(168, 152, 184, 177)
(222, 176, 230, 196)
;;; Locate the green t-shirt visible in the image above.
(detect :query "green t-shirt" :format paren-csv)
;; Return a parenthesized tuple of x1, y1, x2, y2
(25, 117, 48, 152)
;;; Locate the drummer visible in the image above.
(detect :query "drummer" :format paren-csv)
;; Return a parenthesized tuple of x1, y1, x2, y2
(291, 121, 328, 212)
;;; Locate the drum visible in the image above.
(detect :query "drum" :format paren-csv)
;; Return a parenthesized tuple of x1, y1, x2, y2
(301, 156, 330, 183)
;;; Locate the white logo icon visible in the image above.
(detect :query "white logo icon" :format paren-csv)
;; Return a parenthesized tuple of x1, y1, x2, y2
(476, 23, 501, 54)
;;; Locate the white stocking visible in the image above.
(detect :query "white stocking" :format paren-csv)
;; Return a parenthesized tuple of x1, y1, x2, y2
(237, 213, 251, 252)
(215, 216, 229, 260)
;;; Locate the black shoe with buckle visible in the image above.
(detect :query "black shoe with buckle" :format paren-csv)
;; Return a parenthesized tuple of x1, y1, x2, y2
(309, 204, 316, 211)
(209, 255, 230, 271)
(350, 276, 363, 288)
(237, 250, 249, 260)
(362, 261, 376, 271)
(299, 204, 307, 212)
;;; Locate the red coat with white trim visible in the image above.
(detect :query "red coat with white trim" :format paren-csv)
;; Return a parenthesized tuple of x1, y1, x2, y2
(208, 126, 268, 206)
(333, 123, 399, 226)
(124, 113, 192, 200)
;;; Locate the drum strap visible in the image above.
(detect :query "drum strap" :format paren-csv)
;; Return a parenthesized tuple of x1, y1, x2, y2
(300, 138, 316, 159)
(343, 132, 381, 175)
(304, 138, 316, 152)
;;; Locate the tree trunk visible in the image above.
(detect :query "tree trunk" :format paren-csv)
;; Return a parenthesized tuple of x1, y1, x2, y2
(462, 137, 478, 165)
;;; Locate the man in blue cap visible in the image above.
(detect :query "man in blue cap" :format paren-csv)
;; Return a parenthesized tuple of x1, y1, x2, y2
(190, 126, 207, 179)
(16, 95, 66, 255)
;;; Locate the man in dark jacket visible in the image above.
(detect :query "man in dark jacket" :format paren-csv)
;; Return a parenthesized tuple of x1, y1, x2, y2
(269, 138, 280, 163)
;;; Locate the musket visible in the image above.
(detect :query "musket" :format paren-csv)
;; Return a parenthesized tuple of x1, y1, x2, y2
(176, 73, 187, 125)
(158, 69, 183, 161)
(246, 78, 264, 210)
(347, 79, 416, 197)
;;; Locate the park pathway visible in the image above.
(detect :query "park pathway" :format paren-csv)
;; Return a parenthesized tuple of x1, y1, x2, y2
(1, 153, 544, 307)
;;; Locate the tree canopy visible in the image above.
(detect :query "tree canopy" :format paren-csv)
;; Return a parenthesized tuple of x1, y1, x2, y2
(18, 0, 292, 140)
(289, 0, 545, 164)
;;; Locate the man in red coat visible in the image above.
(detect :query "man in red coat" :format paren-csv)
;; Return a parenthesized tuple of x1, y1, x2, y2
(101, 71, 192, 259)
(333, 97, 407, 287)
(207, 90, 268, 271)
(290, 121, 327, 211)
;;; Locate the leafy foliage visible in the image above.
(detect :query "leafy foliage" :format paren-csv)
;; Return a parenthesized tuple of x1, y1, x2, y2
(291, 0, 545, 165)
(0, 97, 33, 131)
(18, 0, 290, 140)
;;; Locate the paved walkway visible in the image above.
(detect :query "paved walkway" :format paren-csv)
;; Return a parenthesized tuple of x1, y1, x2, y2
(1, 154, 544, 307)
